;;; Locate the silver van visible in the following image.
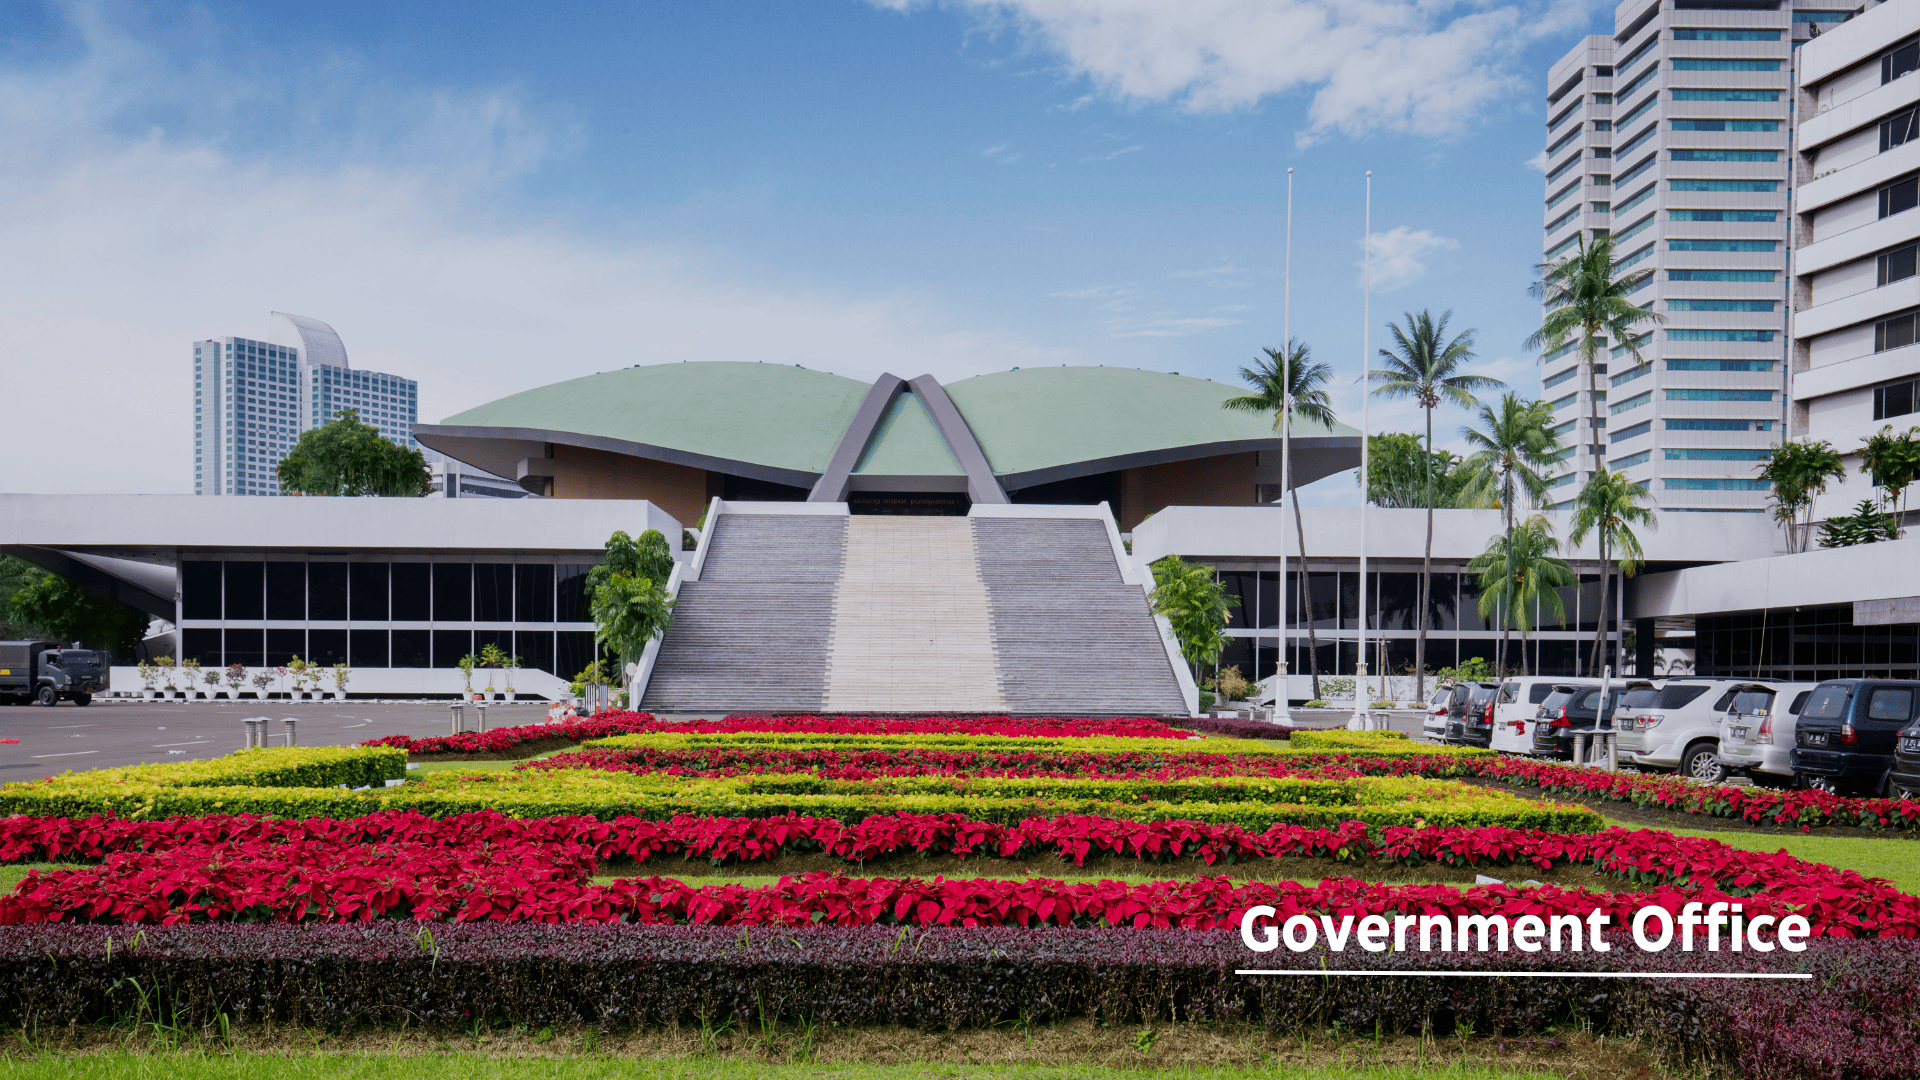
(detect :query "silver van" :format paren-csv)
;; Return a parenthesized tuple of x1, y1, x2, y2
(1714, 682, 1819, 784)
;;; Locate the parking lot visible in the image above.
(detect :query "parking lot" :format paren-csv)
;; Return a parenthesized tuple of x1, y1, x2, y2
(0, 699, 555, 780)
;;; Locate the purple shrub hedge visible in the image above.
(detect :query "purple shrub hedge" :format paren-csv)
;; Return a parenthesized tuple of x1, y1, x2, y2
(0, 925, 1913, 1077)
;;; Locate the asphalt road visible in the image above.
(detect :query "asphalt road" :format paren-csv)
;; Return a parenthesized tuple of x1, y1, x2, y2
(0, 700, 554, 781)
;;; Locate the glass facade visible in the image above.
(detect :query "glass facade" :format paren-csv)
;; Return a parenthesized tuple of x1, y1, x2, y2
(1696, 606, 1919, 681)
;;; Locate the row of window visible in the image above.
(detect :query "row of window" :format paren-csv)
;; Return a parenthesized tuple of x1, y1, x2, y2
(178, 628, 605, 677)
(1610, 389, 1774, 412)
(1611, 418, 1775, 444)
(179, 561, 600, 624)
(1666, 299, 1774, 311)
(1877, 377, 1920, 422)
(1613, 448, 1771, 467)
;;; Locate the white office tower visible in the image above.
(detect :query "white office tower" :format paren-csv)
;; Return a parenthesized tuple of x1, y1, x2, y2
(193, 313, 419, 497)
(1792, 1, 1920, 529)
(1539, 3, 1858, 515)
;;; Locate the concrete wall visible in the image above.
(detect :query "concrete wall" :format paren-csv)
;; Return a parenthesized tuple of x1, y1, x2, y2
(1116, 452, 1256, 532)
(1631, 534, 1920, 617)
(550, 444, 716, 526)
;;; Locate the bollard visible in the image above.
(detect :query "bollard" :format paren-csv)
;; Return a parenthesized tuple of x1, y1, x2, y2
(281, 717, 299, 747)
(1573, 733, 1590, 767)
(475, 702, 488, 732)
(1603, 731, 1618, 772)
(449, 702, 465, 735)
(243, 717, 264, 749)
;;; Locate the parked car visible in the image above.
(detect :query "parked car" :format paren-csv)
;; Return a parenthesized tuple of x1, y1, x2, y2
(1489, 677, 1599, 755)
(1530, 683, 1635, 760)
(1792, 679, 1920, 795)
(1713, 682, 1818, 786)
(1888, 716, 1920, 799)
(1421, 687, 1452, 742)
(1442, 682, 1502, 749)
(1616, 678, 1744, 782)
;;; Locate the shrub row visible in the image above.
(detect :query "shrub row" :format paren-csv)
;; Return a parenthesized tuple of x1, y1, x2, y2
(607, 713, 1189, 740)
(362, 713, 660, 756)
(519, 744, 1317, 781)
(0, 923, 1910, 1080)
(0, 748, 408, 820)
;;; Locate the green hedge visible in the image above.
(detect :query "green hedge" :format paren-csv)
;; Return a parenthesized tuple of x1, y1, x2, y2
(1287, 731, 1411, 750)
(0, 747, 407, 820)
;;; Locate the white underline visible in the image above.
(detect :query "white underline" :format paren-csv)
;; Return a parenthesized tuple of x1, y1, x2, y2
(1237, 970, 1811, 980)
(29, 751, 99, 759)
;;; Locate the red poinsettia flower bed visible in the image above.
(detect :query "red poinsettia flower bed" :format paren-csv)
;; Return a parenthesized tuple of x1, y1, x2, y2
(361, 712, 662, 756)
(0, 810, 1912, 933)
(519, 745, 1319, 781)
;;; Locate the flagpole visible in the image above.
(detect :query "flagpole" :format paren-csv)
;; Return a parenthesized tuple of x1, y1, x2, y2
(1350, 171, 1372, 731)
(1272, 169, 1295, 727)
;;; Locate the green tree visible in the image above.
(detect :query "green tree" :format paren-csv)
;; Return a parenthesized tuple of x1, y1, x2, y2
(1370, 309, 1504, 697)
(586, 529, 676, 596)
(1525, 236, 1662, 488)
(1148, 555, 1239, 684)
(1460, 394, 1564, 673)
(1569, 470, 1656, 678)
(1358, 434, 1482, 508)
(277, 409, 430, 497)
(590, 571, 676, 699)
(1756, 440, 1847, 553)
(4, 566, 148, 655)
(1818, 500, 1901, 548)
(1860, 424, 1920, 522)
(1221, 338, 1336, 698)
(1468, 515, 1576, 676)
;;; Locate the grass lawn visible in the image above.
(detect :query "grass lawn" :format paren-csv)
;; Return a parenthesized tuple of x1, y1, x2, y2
(1666, 825, 1920, 894)
(0, 1051, 1576, 1080)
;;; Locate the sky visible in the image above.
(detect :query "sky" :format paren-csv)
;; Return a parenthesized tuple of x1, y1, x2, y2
(0, 0, 1617, 502)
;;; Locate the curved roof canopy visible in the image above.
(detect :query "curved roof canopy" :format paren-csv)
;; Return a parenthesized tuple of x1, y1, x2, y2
(417, 362, 1359, 495)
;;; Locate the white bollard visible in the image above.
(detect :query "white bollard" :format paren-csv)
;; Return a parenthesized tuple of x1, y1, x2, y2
(448, 702, 465, 735)
(281, 717, 299, 747)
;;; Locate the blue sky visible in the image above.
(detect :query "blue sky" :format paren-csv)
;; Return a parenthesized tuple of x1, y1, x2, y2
(0, 0, 1613, 498)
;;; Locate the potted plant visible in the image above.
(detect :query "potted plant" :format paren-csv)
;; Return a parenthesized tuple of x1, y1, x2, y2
(502, 653, 521, 699)
(202, 666, 223, 699)
(456, 653, 477, 698)
(330, 662, 351, 701)
(287, 656, 311, 700)
(155, 656, 179, 699)
(479, 643, 507, 700)
(136, 658, 159, 699)
(180, 658, 202, 699)
(250, 670, 273, 700)
(223, 663, 246, 700)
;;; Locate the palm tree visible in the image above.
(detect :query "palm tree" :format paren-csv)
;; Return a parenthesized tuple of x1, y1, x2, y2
(1468, 515, 1576, 676)
(1370, 310, 1505, 699)
(1569, 470, 1656, 678)
(1756, 440, 1847, 553)
(1525, 237, 1663, 491)
(1222, 339, 1337, 698)
(1859, 424, 1920, 526)
(1460, 395, 1563, 674)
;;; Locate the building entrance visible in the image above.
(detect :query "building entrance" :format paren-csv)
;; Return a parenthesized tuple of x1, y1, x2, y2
(847, 492, 971, 516)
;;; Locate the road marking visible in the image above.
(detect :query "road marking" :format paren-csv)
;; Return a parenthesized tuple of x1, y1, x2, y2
(31, 751, 98, 759)
(48, 725, 96, 729)
(153, 740, 213, 748)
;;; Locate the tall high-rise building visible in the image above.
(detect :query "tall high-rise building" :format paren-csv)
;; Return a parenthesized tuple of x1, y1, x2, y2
(1790, 1, 1920, 530)
(193, 313, 419, 497)
(1539, 3, 1858, 515)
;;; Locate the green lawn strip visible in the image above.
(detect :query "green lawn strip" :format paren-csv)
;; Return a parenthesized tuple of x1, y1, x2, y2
(1666, 825, 1920, 895)
(0, 1053, 1564, 1080)
(406, 758, 548, 776)
(0, 863, 78, 895)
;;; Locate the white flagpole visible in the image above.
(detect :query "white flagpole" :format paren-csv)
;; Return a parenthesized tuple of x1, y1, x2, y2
(1274, 168, 1294, 727)
(1350, 171, 1372, 731)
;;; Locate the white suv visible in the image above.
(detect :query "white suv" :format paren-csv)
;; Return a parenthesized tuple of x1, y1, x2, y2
(1617, 679, 1744, 782)
(1714, 682, 1819, 785)
(1489, 677, 1599, 755)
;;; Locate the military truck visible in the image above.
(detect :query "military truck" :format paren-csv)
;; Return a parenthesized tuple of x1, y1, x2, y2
(0, 641, 105, 706)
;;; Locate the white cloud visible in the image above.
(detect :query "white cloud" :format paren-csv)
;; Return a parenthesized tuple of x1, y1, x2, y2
(1524, 149, 1549, 172)
(0, 10, 1074, 495)
(1109, 315, 1242, 338)
(1359, 226, 1459, 292)
(871, 0, 1587, 142)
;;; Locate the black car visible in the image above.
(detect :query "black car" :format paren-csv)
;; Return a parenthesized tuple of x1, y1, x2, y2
(1442, 682, 1501, 748)
(1792, 679, 1920, 795)
(1889, 719, 1920, 799)
(1529, 683, 1630, 760)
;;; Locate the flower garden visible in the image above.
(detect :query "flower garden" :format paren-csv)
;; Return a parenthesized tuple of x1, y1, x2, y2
(1, 712, 1917, 1079)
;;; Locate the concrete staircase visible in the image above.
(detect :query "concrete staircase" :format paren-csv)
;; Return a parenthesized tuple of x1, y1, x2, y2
(640, 509, 1188, 715)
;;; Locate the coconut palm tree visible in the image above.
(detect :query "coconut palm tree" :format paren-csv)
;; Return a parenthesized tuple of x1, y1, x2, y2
(1370, 310, 1505, 699)
(1756, 440, 1847, 553)
(1460, 395, 1563, 673)
(1569, 470, 1656, 678)
(1525, 236, 1662, 490)
(1222, 339, 1337, 698)
(1468, 515, 1576, 676)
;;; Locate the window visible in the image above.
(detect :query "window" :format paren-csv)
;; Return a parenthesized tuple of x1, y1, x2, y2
(1867, 688, 1914, 721)
(1612, 363, 1651, 386)
(1672, 28, 1779, 41)
(1612, 450, 1651, 468)
(1545, 232, 1582, 261)
(1613, 183, 1656, 216)
(1618, 34, 1659, 75)
(1666, 478, 1769, 490)
(1666, 329, 1775, 343)
(1615, 154, 1657, 187)
(1618, 66, 1659, 100)
(1669, 268, 1775, 281)
(1617, 242, 1654, 270)
(1551, 391, 1578, 411)
(1666, 299, 1776, 311)
(1592, 201, 1611, 213)
(1616, 125, 1658, 158)
(1549, 101, 1583, 131)
(1544, 366, 1578, 390)
(1546, 472, 1575, 489)
(1876, 377, 1918, 421)
(1611, 391, 1652, 414)
(1671, 89, 1779, 101)
(1592, 173, 1611, 186)
(1612, 332, 1652, 358)
(1548, 125, 1583, 157)
(1594, 92, 1613, 104)
(1611, 420, 1653, 442)
(1665, 448, 1771, 460)
(1884, 109, 1920, 152)
(1548, 153, 1583, 184)
(1614, 213, 1656, 243)
(1672, 59, 1779, 71)
(1881, 176, 1919, 218)
(1880, 244, 1918, 286)
(1668, 418, 1771, 431)
(1546, 181, 1581, 210)
(1543, 341, 1579, 364)
(1551, 418, 1578, 437)
(1884, 40, 1920, 84)
(1667, 209, 1775, 222)
(1667, 389, 1775, 401)
(1669, 149, 1776, 162)
(1546, 206, 1580, 234)
(1668, 119, 1778, 132)
(1877, 309, 1920, 352)
(1670, 179, 1775, 193)
(1618, 95, 1659, 129)
(1669, 239, 1776, 252)
(1666, 359, 1774, 371)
